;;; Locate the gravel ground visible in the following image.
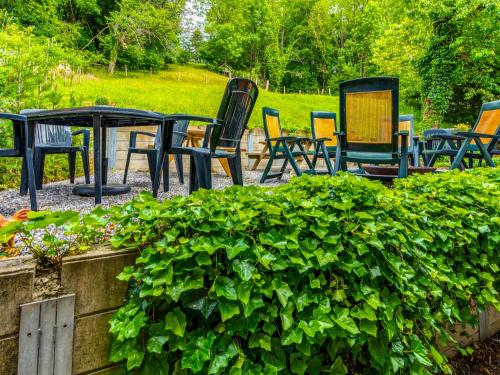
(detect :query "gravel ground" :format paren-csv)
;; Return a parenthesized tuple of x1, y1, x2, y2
(0, 169, 288, 216)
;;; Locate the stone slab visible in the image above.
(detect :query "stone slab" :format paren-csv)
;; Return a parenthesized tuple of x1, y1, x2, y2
(72, 310, 116, 375)
(0, 335, 18, 375)
(0, 259, 35, 336)
(61, 248, 137, 316)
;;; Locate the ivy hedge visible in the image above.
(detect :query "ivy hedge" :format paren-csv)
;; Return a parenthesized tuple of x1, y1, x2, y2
(106, 168, 499, 374)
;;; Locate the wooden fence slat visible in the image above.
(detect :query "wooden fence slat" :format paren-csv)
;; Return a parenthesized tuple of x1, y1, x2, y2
(38, 299, 57, 375)
(18, 301, 41, 375)
(54, 295, 75, 375)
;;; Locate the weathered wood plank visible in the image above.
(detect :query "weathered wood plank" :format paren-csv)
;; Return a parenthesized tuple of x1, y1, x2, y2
(18, 301, 41, 375)
(54, 294, 76, 375)
(38, 298, 57, 375)
(479, 309, 489, 340)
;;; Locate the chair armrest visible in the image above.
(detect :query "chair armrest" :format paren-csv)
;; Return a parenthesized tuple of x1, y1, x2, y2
(72, 129, 91, 149)
(395, 131, 409, 136)
(268, 136, 297, 142)
(129, 130, 156, 148)
(295, 137, 313, 143)
(427, 134, 464, 141)
(456, 131, 500, 139)
(0, 113, 27, 122)
(314, 137, 332, 142)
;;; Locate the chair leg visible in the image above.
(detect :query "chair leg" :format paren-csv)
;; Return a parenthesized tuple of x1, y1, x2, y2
(20, 156, 28, 196)
(162, 154, 169, 192)
(283, 143, 302, 177)
(227, 155, 243, 186)
(69, 151, 76, 184)
(123, 151, 132, 184)
(23, 149, 37, 210)
(174, 154, 184, 184)
(191, 153, 212, 191)
(321, 144, 334, 175)
(146, 153, 156, 184)
(260, 143, 280, 183)
(188, 155, 197, 194)
(82, 148, 90, 184)
(36, 153, 46, 190)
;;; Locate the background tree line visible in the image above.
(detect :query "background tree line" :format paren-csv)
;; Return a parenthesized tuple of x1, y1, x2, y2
(0, 0, 498, 126)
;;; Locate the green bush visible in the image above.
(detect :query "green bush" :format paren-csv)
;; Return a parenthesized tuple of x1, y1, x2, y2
(107, 169, 499, 374)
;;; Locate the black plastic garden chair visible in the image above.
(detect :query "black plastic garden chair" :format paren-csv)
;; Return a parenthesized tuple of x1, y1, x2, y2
(259, 107, 314, 183)
(420, 128, 454, 167)
(20, 109, 90, 190)
(154, 78, 259, 194)
(424, 100, 500, 170)
(0, 113, 37, 210)
(335, 77, 409, 179)
(123, 120, 189, 191)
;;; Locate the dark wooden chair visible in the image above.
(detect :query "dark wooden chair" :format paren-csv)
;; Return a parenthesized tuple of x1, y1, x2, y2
(123, 120, 189, 191)
(335, 77, 409, 179)
(20, 109, 90, 190)
(0, 113, 37, 210)
(154, 78, 259, 194)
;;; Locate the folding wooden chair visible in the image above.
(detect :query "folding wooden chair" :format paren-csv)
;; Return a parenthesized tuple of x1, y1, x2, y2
(260, 107, 314, 183)
(309, 111, 338, 175)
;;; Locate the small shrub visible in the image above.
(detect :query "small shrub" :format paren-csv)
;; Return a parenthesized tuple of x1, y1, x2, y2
(95, 96, 110, 105)
(107, 169, 499, 374)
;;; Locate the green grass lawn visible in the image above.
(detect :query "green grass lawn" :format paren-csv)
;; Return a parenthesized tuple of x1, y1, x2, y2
(61, 64, 419, 134)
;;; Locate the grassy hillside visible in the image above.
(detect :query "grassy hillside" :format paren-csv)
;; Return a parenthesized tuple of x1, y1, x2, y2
(61, 65, 336, 133)
(62, 64, 419, 133)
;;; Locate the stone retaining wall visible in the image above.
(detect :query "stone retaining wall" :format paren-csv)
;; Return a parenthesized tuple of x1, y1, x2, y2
(0, 247, 498, 374)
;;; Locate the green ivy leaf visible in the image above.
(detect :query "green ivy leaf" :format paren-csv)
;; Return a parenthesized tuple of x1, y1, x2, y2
(272, 279, 293, 307)
(147, 336, 168, 354)
(219, 300, 240, 321)
(165, 308, 187, 337)
(215, 277, 238, 301)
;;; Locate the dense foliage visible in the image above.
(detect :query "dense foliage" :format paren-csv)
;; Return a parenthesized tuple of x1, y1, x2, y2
(103, 169, 499, 374)
(201, 0, 499, 124)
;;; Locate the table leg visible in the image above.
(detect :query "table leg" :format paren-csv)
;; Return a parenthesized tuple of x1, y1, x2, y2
(252, 144, 268, 170)
(101, 126, 108, 185)
(219, 159, 231, 176)
(93, 115, 102, 205)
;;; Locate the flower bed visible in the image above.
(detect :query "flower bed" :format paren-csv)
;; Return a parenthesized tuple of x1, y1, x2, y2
(106, 168, 499, 374)
(1, 168, 499, 374)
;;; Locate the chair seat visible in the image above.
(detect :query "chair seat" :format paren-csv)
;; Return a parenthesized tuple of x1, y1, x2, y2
(128, 147, 158, 154)
(35, 145, 86, 154)
(171, 146, 236, 158)
(345, 151, 399, 163)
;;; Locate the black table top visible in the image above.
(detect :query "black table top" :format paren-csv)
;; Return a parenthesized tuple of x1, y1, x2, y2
(23, 106, 217, 127)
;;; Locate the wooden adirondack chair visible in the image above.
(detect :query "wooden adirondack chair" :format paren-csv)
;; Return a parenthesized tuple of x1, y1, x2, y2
(260, 107, 314, 183)
(335, 77, 409, 179)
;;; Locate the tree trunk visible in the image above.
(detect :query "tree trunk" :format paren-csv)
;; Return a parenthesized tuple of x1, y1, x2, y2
(108, 39, 119, 75)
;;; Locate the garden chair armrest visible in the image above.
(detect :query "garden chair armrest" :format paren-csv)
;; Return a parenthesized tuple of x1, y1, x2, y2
(314, 137, 332, 142)
(72, 129, 91, 148)
(295, 137, 312, 143)
(456, 131, 500, 139)
(427, 134, 464, 141)
(129, 130, 157, 148)
(268, 136, 296, 142)
(0, 113, 27, 122)
(395, 131, 409, 136)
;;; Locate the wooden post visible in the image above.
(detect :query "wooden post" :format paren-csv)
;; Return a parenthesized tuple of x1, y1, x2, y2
(328, 88, 331, 96)
(150, 67, 153, 76)
(283, 86, 286, 94)
(125, 65, 128, 77)
(265, 80, 269, 91)
(299, 90, 301, 95)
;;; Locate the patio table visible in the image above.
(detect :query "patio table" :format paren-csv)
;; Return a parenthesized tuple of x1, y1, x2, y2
(24, 106, 213, 205)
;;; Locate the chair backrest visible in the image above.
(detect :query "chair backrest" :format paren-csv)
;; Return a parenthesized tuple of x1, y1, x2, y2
(0, 114, 28, 155)
(311, 111, 337, 147)
(339, 77, 399, 155)
(155, 120, 189, 149)
(399, 114, 414, 152)
(20, 109, 72, 147)
(471, 100, 500, 147)
(423, 128, 454, 150)
(262, 107, 283, 147)
(209, 78, 259, 151)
